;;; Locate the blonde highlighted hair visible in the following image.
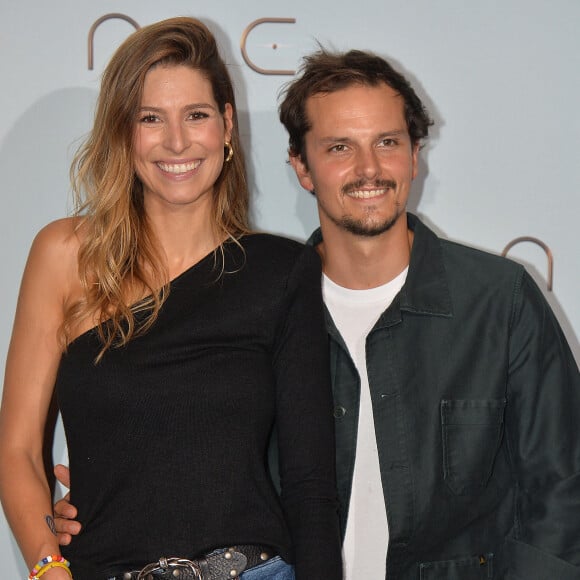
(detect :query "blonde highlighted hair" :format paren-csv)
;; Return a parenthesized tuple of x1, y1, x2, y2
(65, 17, 249, 358)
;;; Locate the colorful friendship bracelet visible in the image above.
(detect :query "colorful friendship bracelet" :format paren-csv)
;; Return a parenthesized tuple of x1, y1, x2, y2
(28, 555, 71, 580)
(29, 554, 68, 574)
(35, 561, 72, 579)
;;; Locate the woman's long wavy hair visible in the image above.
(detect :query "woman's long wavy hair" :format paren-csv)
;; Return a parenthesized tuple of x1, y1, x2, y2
(64, 17, 249, 359)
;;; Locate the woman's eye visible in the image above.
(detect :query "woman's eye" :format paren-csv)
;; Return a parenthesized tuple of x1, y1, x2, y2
(139, 114, 158, 124)
(189, 111, 209, 120)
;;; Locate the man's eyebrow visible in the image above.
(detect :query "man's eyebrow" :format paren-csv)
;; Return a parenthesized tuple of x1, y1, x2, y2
(318, 136, 354, 145)
(376, 130, 407, 138)
(318, 130, 407, 144)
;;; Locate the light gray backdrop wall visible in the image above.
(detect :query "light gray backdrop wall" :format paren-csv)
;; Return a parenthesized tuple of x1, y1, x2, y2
(1, 1, 578, 576)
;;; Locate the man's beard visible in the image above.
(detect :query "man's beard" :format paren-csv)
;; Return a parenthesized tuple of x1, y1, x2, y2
(333, 178, 402, 237)
(337, 211, 400, 237)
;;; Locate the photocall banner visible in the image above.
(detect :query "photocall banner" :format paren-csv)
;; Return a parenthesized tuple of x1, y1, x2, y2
(0, 2, 578, 575)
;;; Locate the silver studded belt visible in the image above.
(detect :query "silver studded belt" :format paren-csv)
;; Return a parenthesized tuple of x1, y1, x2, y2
(109, 545, 274, 580)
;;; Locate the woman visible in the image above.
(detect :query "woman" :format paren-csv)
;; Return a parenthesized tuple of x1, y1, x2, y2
(0, 17, 341, 580)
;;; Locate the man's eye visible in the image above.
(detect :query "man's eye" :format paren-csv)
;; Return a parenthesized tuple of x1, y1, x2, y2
(330, 144, 347, 153)
(380, 138, 397, 147)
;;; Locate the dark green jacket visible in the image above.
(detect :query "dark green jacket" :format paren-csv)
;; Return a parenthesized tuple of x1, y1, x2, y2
(308, 213, 580, 580)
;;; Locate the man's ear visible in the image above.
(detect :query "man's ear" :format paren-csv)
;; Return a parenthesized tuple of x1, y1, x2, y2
(289, 153, 315, 194)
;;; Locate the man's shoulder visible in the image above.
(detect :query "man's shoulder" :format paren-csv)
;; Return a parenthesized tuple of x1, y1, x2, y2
(423, 239, 541, 331)
(439, 237, 526, 294)
(440, 237, 522, 274)
(411, 215, 525, 294)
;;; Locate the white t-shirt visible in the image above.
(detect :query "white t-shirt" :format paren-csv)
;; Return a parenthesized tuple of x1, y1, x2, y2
(323, 268, 408, 579)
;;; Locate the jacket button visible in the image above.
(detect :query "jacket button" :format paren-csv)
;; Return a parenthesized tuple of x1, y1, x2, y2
(334, 405, 346, 418)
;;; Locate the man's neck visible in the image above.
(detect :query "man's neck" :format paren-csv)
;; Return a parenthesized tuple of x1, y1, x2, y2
(317, 213, 413, 290)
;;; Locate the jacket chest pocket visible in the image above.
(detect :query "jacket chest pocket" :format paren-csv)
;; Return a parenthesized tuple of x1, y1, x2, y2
(419, 553, 494, 579)
(441, 399, 506, 495)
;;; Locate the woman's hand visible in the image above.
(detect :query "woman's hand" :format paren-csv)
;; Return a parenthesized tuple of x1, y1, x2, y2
(53, 464, 82, 545)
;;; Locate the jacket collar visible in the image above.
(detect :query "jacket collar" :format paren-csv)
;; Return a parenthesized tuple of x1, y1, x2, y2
(307, 212, 453, 321)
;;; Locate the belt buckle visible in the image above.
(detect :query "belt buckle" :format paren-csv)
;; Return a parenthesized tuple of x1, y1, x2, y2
(136, 556, 202, 580)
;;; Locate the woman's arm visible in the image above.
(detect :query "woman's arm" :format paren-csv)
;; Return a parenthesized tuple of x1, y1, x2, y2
(273, 245, 342, 580)
(0, 219, 80, 578)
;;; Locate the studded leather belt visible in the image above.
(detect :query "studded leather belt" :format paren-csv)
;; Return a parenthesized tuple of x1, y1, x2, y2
(108, 545, 274, 580)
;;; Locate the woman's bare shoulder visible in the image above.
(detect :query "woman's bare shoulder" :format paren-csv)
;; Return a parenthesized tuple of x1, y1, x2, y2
(25, 217, 86, 296)
(33, 217, 83, 253)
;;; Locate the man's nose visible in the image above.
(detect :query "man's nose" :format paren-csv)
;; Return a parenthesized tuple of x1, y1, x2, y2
(354, 148, 380, 180)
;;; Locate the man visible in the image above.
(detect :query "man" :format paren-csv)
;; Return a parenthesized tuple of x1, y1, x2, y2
(55, 49, 580, 579)
(278, 49, 580, 579)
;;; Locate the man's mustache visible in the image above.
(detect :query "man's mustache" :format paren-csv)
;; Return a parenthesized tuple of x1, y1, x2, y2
(341, 179, 396, 194)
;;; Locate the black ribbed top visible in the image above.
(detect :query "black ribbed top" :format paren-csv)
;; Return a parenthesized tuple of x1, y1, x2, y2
(57, 234, 341, 580)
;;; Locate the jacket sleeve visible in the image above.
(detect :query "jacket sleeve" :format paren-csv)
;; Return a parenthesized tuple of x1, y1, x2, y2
(272, 244, 343, 580)
(504, 269, 580, 579)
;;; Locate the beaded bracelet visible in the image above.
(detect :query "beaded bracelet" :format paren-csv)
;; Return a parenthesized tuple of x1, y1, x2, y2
(28, 555, 71, 580)
(35, 561, 72, 579)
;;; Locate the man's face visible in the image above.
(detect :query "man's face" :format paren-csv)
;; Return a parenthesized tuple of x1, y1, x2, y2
(291, 82, 418, 238)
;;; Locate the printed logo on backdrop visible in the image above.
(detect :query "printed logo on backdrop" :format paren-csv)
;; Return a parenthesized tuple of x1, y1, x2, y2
(88, 13, 296, 75)
(502, 237, 554, 292)
(88, 14, 139, 70)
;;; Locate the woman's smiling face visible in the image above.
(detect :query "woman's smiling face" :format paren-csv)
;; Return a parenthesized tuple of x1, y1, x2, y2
(133, 64, 232, 212)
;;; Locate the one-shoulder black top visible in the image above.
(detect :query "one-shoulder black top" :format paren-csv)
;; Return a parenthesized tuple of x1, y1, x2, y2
(56, 234, 341, 580)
